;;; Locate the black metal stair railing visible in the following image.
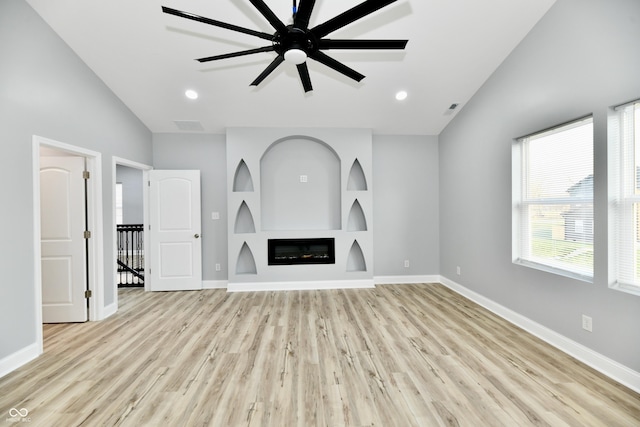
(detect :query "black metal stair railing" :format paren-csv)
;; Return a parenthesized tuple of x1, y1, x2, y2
(117, 224, 144, 287)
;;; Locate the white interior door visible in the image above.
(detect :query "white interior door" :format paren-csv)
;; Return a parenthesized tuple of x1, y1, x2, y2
(40, 156, 88, 323)
(149, 170, 202, 291)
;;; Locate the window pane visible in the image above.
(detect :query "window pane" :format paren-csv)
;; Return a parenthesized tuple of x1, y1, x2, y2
(527, 203, 593, 275)
(116, 183, 123, 225)
(526, 122, 593, 200)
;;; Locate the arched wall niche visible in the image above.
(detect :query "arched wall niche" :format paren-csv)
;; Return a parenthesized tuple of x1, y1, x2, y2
(260, 136, 341, 231)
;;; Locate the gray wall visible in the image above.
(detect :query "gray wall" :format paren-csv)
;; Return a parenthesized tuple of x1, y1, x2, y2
(439, 0, 640, 371)
(0, 0, 152, 361)
(152, 133, 228, 282)
(152, 132, 440, 281)
(116, 165, 144, 224)
(373, 135, 439, 276)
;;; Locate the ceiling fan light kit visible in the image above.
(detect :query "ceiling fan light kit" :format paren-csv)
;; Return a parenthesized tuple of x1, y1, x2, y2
(284, 48, 307, 64)
(162, 0, 408, 92)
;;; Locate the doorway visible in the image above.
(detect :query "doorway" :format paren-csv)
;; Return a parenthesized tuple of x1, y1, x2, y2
(115, 164, 145, 288)
(32, 136, 104, 351)
(112, 157, 152, 299)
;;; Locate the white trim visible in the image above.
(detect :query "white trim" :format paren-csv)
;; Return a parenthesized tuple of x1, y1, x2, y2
(103, 302, 118, 319)
(203, 280, 228, 289)
(227, 279, 374, 293)
(112, 157, 153, 311)
(439, 275, 640, 394)
(374, 275, 440, 285)
(88, 155, 105, 321)
(32, 145, 44, 356)
(0, 343, 40, 379)
(143, 169, 151, 292)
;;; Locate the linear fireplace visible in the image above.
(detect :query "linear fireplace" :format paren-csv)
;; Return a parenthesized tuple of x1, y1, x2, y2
(268, 238, 335, 265)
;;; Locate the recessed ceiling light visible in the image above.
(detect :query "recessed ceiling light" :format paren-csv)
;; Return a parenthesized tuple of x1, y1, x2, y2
(395, 90, 408, 101)
(185, 89, 198, 100)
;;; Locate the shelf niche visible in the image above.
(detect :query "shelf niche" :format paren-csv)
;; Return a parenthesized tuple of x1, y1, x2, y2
(234, 201, 256, 234)
(236, 242, 257, 274)
(347, 159, 367, 191)
(261, 137, 341, 230)
(347, 199, 367, 231)
(233, 159, 254, 192)
(346, 240, 367, 272)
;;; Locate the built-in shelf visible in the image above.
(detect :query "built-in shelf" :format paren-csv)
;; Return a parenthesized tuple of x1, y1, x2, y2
(347, 199, 367, 232)
(234, 201, 256, 234)
(233, 159, 254, 192)
(236, 242, 257, 274)
(347, 159, 367, 191)
(346, 240, 366, 272)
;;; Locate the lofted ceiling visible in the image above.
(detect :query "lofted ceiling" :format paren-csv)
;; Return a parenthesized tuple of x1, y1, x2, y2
(26, 0, 556, 135)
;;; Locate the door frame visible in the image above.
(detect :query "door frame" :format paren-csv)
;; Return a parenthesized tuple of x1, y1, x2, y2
(32, 135, 104, 350)
(111, 157, 152, 302)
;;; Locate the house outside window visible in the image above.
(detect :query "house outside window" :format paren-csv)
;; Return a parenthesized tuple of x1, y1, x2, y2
(513, 116, 594, 280)
(609, 100, 640, 296)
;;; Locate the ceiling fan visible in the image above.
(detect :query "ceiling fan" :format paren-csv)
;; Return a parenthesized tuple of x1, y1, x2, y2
(162, 0, 408, 92)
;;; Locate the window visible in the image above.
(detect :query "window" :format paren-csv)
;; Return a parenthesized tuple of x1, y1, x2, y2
(115, 182, 123, 225)
(610, 100, 640, 295)
(513, 116, 594, 280)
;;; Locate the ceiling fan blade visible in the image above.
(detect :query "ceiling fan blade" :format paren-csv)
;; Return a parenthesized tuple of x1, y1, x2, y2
(318, 39, 407, 50)
(297, 63, 313, 92)
(250, 55, 285, 87)
(293, 0, 316, 29)
(248, 0, 288, 33)
(309, 51, 365, 82)
(197, 46, 275, 63)
(162, 6, 273, 41)
(311, 0, 397, 38)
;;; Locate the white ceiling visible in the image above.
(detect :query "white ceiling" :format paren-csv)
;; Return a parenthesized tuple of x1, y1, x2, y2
(26, 0, 556, 135)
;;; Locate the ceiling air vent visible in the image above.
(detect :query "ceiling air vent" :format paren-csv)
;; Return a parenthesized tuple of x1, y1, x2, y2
(173, 120, 204, 131)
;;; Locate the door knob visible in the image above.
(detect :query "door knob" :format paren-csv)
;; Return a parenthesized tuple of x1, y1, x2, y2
(194, 233, 200, 239)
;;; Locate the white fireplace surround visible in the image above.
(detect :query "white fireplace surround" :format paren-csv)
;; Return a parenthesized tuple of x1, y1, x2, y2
(226, 128, 373, 291)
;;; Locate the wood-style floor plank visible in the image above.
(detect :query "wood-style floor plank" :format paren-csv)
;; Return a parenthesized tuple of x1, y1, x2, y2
(1, 284, 638, 426)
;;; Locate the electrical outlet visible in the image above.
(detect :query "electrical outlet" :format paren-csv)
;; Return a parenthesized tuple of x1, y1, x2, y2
(215, 263, 221, 272)
(299, 175, 308, 183)
(456, 266, 461, 275)
(404, 260, 410, 268)
(211, 211, 220, 220)
(582, 314, 592, 332)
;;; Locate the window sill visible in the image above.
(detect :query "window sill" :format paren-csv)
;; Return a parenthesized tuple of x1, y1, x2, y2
(609, 281, 640, 297)
(513, 259, 593, 283)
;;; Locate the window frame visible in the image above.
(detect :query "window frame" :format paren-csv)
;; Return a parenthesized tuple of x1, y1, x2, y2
(512, 116, 594, 282)
(609, 100, 640, 296)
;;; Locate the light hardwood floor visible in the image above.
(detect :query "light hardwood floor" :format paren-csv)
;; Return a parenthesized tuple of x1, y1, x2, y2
(1, 284, 638, 426)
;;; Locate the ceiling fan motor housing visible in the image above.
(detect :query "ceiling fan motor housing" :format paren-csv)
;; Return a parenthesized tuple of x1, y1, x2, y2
(274, 26, 317, 59)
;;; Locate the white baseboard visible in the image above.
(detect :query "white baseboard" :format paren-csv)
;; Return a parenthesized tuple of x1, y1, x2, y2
(439, 275, 640, 394)
(103, 302, 117, 319)
(374, 275, 441, 285)
(227, 279, 374, 293)
(203, 280, 228, 290)
(0, 342, 40, 379)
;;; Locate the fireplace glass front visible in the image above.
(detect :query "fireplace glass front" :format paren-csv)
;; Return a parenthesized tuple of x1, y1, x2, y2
(268, 238, 335, 265)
